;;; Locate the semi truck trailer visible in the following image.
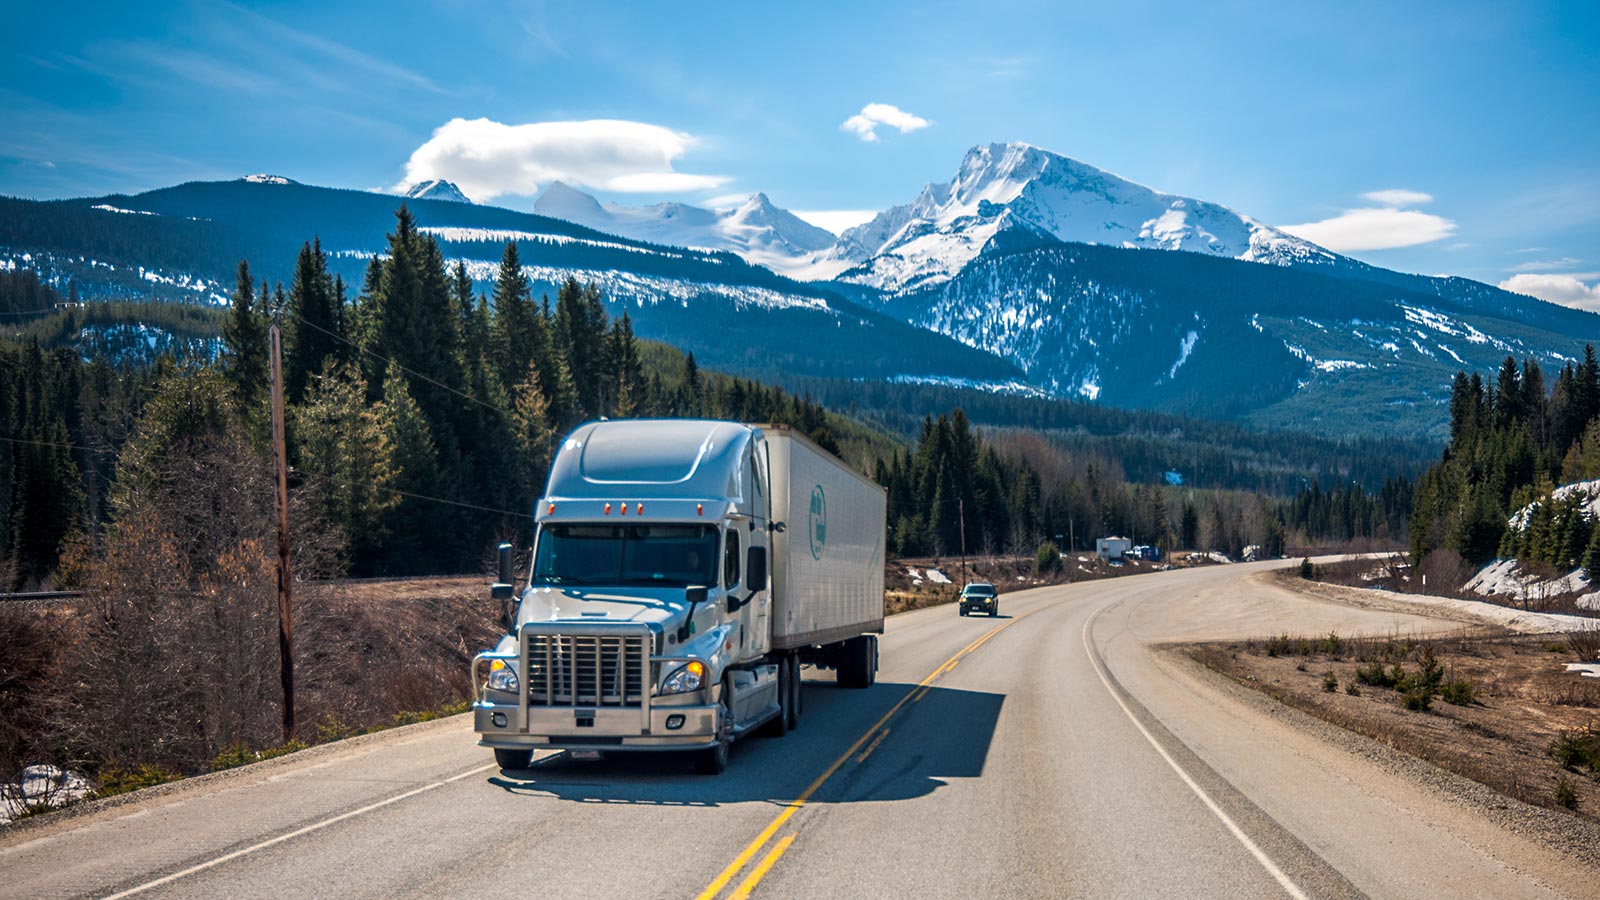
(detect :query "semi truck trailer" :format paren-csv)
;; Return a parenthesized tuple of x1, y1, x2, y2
(472, 419, 886, 774)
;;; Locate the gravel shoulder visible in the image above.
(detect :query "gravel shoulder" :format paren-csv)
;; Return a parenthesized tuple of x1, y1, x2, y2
(1177, 569, 1600, 869)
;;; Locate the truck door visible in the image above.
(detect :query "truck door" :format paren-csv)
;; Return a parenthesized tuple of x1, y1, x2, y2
(728, 441, 771, 660)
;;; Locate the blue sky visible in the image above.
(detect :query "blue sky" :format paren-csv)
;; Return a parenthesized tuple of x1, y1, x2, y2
(2, 0, 1597, 303)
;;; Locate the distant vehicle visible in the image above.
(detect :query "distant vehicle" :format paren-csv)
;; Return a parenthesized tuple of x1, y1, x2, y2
(959, 582, 999, 617)
(472, 420, 887, 775)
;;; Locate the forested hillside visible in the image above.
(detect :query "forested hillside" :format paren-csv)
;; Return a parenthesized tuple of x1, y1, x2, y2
(1410, 350, 1600, 570)
(3, 207, 1423, 591)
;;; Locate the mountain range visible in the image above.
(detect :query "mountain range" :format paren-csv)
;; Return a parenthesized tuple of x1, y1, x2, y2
(4, 144, 1597, 439)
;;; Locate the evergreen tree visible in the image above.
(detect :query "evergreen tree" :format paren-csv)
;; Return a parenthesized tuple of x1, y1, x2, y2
(220, 261, 268, 410)
(284, 239, 341, 402)
(374, 361, 439, 572)
(293, 360, 400, 569)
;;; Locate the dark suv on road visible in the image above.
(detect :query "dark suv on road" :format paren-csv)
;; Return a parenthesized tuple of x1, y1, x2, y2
(958, 582, 999, 617)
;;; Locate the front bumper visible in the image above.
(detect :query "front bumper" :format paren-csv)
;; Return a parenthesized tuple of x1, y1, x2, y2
(474, 700, 721, 752)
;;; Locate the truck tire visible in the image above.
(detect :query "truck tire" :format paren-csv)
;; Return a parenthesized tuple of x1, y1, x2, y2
(787, 656, 802, 729)
(838, 636, 873, 689)
(494, 748, 533, 770)
(697, 677, 733, 774)
(761, 658, 790, 738)
(959, 607, 968, 616)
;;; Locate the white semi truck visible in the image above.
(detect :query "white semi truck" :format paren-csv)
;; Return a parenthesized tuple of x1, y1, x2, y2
(472, 419, 886, 773)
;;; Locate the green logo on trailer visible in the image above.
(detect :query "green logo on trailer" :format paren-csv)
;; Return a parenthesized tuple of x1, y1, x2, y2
(808, 485, 827, 560)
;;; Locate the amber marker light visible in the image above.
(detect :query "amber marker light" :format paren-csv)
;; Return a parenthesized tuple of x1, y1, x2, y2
(604, 503, 612, 515)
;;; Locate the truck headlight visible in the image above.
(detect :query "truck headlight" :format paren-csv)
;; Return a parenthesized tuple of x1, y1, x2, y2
(486, 659, 520, 693)
(661, 660, 706, 695)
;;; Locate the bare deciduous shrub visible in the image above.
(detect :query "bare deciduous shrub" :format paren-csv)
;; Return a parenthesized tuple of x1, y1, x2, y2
(1568, 626, 1600, 663)
(62, 431, 341, 773)
(0, 604, 75, 777)
(1413, 548, 1476, 596)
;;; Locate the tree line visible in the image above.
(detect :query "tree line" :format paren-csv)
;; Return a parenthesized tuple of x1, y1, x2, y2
(0, 207, 862, 585)
(1410, 350, 1600, 571)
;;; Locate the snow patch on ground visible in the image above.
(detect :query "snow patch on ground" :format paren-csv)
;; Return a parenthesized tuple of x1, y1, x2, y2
(924, 568, 951, 584)
(1508, 479, 1600, 529)
(0, 765, 93, 825)
(1465, 558, 1590, 601)
(1167, 330, 1198, 379)
(883, 374, 1050, 397)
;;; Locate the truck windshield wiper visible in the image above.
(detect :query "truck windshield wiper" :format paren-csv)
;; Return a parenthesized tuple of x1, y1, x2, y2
(537, 574, 591, 585)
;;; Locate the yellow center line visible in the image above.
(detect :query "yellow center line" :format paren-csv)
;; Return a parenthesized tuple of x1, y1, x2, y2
(855, 728, 891, 764)
(727, 834, 797, 900)
(693, 603, 1046, 900)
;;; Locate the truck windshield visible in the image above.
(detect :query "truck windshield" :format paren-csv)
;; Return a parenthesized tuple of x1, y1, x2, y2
(532, 524, 720, 588)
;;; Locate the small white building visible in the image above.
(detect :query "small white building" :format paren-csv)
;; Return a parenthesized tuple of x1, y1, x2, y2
(1096, 536, 1132, 560)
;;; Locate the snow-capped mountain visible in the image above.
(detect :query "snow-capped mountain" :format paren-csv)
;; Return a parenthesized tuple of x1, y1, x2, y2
(241, 174, 298, 185)
(532, 182, 836, 277)
(404, 179, 472, 204)
(819, 142, 1336, 293)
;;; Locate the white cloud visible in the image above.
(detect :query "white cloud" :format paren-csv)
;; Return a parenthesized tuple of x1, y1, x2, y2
(395, 117, 727, 201)
(1498, 273, 1600, 311)
(1507, 256, 1583, 273)
(1361, 188, 1434, 207)
(703, 192, 754, 209)
(792, 209, 878, 235)
(840, 103, 931, 143)
(1282, 207, 1457, 251)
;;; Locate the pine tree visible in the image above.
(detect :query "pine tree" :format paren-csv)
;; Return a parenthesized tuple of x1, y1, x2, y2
(284, 239, 341, 402)
(490, 243, 549, 391)
(293, 360, 399, 568)
(374, 361, 439, 573)
(220, 261, 268, 410)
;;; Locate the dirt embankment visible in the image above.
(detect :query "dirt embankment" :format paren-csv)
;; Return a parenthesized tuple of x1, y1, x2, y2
(1189, 575, 1600, 823)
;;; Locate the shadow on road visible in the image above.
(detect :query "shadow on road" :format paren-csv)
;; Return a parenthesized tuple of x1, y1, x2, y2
(486, 680, 1004, 808)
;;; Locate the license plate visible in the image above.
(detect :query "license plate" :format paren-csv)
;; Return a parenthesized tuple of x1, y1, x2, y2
(568, 750, 603, 760)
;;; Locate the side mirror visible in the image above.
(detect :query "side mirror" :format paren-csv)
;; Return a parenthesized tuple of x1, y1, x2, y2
(746, 546, 767, 592)
(497, 542, 515, 586)
(493, 542, 516, 630)
(679, 586, 709, 641)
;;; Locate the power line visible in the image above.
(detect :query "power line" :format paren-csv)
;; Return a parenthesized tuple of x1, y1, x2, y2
(296, 469, 528, 518)
(280, 310, 517, 421)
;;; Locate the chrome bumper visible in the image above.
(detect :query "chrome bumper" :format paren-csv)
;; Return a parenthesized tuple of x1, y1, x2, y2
(473, 699, 721, 751)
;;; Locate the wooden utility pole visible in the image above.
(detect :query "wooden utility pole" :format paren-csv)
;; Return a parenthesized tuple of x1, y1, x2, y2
(268, 324, 295, 743)
(959, 498, 968, 588)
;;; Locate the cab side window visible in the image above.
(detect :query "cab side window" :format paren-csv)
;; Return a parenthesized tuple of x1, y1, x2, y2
(724, 528, 741, 590)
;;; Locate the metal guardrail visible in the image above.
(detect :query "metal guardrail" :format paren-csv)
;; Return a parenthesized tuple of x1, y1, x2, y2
(0, 591, 82, 603)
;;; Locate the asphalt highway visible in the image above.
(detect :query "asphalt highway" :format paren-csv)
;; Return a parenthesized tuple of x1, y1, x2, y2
(3, 560, 1595, 899)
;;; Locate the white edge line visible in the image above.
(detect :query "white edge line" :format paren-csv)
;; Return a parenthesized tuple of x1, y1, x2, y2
(100, 762, 499, 900)
(1083, 606, 1311, 900)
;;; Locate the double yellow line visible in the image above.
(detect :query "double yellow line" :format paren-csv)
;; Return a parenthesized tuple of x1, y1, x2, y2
(696, 609, 1037, 900)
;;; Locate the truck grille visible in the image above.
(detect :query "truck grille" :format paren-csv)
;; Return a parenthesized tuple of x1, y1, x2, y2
(524, 632, 647, 707)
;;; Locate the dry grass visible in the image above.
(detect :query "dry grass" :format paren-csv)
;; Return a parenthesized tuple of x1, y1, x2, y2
(1190, 630, 1600, 820)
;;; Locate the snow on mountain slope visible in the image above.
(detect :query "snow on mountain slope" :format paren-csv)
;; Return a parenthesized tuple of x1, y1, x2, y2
(531, 182, 837, 277)
(404, 179, 472, 203)
(818, 142, 1336, 292)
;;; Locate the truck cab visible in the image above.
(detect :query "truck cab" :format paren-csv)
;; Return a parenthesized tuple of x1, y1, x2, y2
(472, 419, 884, 774)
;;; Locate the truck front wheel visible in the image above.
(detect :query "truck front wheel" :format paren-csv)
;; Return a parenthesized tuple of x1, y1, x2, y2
(760, 658, 790, 738)
(494, 748, 533, 770)
(697, 677, 733, 774)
